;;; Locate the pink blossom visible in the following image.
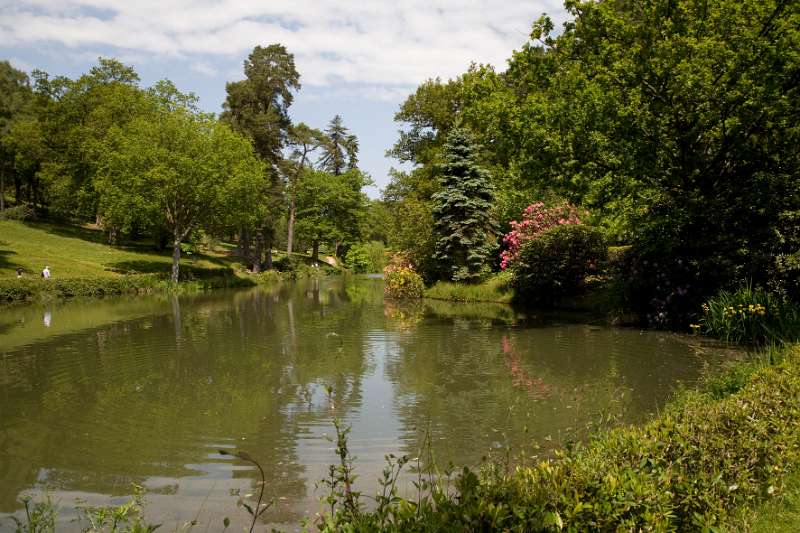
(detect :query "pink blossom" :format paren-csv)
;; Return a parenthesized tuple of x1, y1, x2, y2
(499, 202, 587, 270)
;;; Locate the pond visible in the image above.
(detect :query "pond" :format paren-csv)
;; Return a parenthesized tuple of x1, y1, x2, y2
(0, 277, 737, 530)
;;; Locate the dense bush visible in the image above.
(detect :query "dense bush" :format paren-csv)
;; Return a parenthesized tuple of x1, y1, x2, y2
(274, 254, 305, 273)
(699, 286, 800, 345)
(0, 204, 35, 221)
(361, 240, 388, 273)
(344, 245, 370, 273)
(384, 268, 424, 299)
(510, 225, 606, 306)
(500, 202, 585, 270)
(0, 275, 161, 302)
(384, 256, 424, 299)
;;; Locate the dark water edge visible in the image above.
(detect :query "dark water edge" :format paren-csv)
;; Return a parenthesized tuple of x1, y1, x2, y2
(0, 277, 741, 531)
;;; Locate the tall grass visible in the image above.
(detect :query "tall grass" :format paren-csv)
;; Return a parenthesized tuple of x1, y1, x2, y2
(423, 271, 514, 303)
(699, 285, 800, 345)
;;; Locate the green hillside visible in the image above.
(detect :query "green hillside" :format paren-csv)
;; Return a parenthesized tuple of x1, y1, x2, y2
(0, 220, 235, 279)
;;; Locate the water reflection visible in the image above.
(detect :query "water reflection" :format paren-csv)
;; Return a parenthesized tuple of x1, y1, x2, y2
(0, 278, 735, 530)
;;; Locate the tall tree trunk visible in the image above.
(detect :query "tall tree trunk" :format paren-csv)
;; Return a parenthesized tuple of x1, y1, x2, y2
(286, 196, 296, 255)
(171, 231, 182, 283)
(312, 240, 319, 263)
(1, 169, 5, 212)
(240, 227, 251, 258)
(253, 230, 263, 273)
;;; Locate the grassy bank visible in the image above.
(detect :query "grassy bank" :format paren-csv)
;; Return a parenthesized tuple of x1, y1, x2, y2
(423, 271, 514, 303)
(725, 471, 800, 532)
(0, 220, 282, 303)
(0, 220, 232, 278)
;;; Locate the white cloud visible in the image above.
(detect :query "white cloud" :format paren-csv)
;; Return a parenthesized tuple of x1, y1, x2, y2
(189, 61, 217, 76)
(0, 0, 568, 97)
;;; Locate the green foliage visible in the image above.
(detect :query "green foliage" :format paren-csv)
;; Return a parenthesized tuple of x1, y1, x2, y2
(9, 484, 161, 533)
(384, 194, 437, 281)
(726, 470, 800, 532)
(221, 44, 300, 166)
(295, 168, 370, 260)
(344, 245, 370, 273)
(431, 128, 497, 283)
(424, 271, 513, 303)
(384, 268, 424, 299)
(345, 241, 386, 273)
(9, 495, 56, 533)
(388, 77, 463, 166)
(386, 0, 800, 321)
(96, 103, 265, 281)
(75, 483, 160, 532)
(0, 204, 34, 220)
(0, 275, 160, 302)
(318, 115, 358, 175)
(511, 225, 607, 306)
(699, 286, 800, 345)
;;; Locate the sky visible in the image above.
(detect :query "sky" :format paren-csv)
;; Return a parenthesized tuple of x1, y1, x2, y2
(0, 0, 568, 197)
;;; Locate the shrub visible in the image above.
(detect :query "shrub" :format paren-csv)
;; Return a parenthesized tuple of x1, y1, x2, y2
(511, 225, 607, 306)
(699, 285, 800, 345)
(0, 204, 34, 221)
(0, 275, 164, 302)
(345, 245, 371, 273)
(362, 240, 388, 273)
(500, 202, 586, 270)
(384, 256, 424, 299)
(384, 268, 424, 299)
(274, 254, 305, 273)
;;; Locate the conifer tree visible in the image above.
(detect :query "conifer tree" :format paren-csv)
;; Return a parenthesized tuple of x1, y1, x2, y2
(318, 115, 358, 175)
(432, 128, 497, 282)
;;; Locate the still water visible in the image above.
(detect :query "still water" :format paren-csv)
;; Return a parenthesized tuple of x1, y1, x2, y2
(0, 277, 735, 530)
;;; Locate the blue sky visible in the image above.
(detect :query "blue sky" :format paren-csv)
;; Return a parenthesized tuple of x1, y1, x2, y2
(0, 0, 568, 197)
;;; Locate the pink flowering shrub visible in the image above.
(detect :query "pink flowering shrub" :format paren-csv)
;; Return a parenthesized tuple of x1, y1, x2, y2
(500, 202, 586, 269)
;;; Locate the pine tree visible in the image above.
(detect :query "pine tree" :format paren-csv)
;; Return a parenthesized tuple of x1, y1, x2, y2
(432, 128, 497, 282)
(318, 115, 358, 175)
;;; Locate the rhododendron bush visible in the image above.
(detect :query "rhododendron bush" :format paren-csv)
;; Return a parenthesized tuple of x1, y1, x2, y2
(500, 202, 586, 269)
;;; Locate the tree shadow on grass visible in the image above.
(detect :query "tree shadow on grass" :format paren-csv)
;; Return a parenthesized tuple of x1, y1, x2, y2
(107, 259, 236, 280)
(23, 220, 109, 245)
(23, 220, 168, 253)
(0, 241, 20, 273)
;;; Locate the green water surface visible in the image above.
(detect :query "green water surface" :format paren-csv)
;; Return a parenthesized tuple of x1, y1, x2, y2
(0, 277, 737, 530)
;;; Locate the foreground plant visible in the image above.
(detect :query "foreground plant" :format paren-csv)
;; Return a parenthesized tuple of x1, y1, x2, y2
(699, 285, 800, 345)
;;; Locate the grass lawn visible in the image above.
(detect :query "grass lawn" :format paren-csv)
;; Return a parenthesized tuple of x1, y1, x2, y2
(0, 220, 238, 279)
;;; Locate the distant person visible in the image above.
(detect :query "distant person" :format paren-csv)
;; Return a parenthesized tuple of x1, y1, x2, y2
(41, 266, 51, 279)
(16, 267, 24, 278)
(43, 310, 51, 327)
